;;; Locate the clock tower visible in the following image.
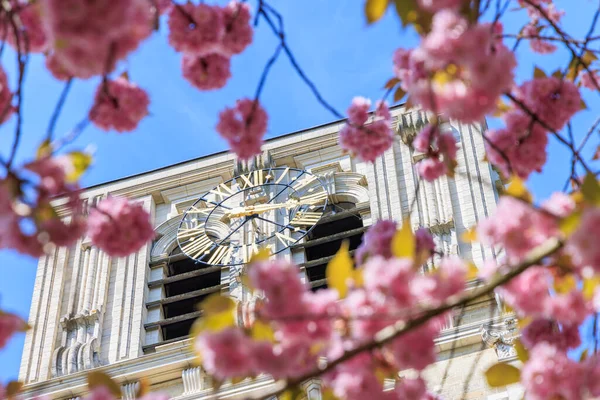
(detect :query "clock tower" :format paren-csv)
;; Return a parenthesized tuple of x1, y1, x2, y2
(18, 105, 522, 400)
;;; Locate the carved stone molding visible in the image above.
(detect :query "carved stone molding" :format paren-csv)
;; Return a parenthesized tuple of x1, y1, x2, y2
(121, 381, 139, 400)
(182, 367, 210, 394)
(481, 318, 519, 361)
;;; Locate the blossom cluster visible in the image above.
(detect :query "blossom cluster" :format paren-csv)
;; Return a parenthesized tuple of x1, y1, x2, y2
(475, 185, 600, 399)
(168, 2, 253, 90)
(484, 77, 581, 179)
(413, 124, 458, 181)
(393, 9, 516, 123)
(339, 97, 394, 162)
(0, 155, 153, 258)
(193, 221, 467, 399)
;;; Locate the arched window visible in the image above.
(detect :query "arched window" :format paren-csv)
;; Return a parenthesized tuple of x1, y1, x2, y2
(146, 246, 224, 346)
(302, 202, 365, 290)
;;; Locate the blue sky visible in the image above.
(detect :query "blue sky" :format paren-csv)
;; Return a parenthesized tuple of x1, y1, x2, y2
(0, 0, 599, 382)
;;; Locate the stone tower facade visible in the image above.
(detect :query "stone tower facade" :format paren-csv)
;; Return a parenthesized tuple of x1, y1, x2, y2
(19, 105, 522, 399)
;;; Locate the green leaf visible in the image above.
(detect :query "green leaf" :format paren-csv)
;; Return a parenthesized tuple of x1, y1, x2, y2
(581, 98, 588, 110)
(485, 363, 521, 387)
(582, 51, 598, 66)
(393, 86, 406, 103)
(513, 339, 529, 363)
(559, 210, 581, 236)
(582, 172, 600, 206)
(505, 176, 532, 203)
(533, 66, 547, 79)
(191, 294, 237, 337)
(87, 371, 121, 397)
(583, 277, 600, 300)
(365, 0, 389, 24)
(393, 0, 432, 33)
(36, 139, 53, 159)
(461, 226, 477, 243)
(66, 151, 93, 183)
(6, 381, 23, 399)
(553, 274, 577, 294)
(326, 241, 353, 298)
(384, 77, 401, 89)
(459, 0, 479, 24)
(280, 386, 304, 400)
(135, 378, 150, 398)
(251, 320, 275, 342)
(391, 218, 415, 260)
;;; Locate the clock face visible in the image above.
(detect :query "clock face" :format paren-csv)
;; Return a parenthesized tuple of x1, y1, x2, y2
(177, 167, 329, 266)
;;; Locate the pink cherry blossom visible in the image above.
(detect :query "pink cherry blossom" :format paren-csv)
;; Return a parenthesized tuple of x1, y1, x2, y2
(35, 192, 87, 248)
(545, 291, 591, 326)
(363, 256, 415, 306)
(417, 157, 447, 182)
(396, 377, 441, 400)
(521, 343, 583, 400)
(394, 12, 516, 123)
(585, 356, 600, 397)
(24, 156, 72, 197)
(347, 97, 371, 126)
(497, 266, 550, 316)
(167, 3, 225, 56)
(195, 328, 256, 380)
(0, 65, 14, 124)
(521, 319, 581, 350)
(329, 368, 383, 400)
(248, 259, 307, 319)
(513, 77, 582, 131)
(565, 207, 600, 274)
(541, 192, 575, 218)
(252, 341, 319, 380)
(344, 290, 397, 340)
(221, 1, 253, 56)
(89, 78, 150, 133)
(45, 54, 72, 81)
(155, 0, 173, 15)
(87, 196, 154, 257)
(579, 70, 600, 90)
(415, 228, 435, 261)
(339, 98, 394, 162)
(484, 111, 549, 179)
(216, 98, 268, 160)
(477, 196, 557, 261)
(182, 53, 231, 91)
(388, 319, 440, 370)
(355, 219, 396, 264)
(278, 289, 339, 344)
(3, 1, 49, 53)
(84, 386, 116, 400)
(0, 312, 25, 349)
(522, 24, 557, 54)
(417, 0, 464, 12)
(41, 0, 153, 78)
(412, 257, 466, 306)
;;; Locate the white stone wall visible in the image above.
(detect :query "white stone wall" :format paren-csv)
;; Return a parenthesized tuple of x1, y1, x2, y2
(19, 105, 512, 399)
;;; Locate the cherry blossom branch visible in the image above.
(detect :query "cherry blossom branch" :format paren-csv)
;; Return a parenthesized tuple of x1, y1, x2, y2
(6, 10, 28, 169)
(522, 0, 600, 92)
(505, 92, 593, 175)
(250, 238, 563, 400)
(46, 78, 73, 142)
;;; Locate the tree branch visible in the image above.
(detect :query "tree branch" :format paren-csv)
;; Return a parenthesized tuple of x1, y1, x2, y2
(249, 238, 563, 399)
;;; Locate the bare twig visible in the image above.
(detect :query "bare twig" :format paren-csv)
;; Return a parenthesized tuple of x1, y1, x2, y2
(46, 78, 73, 142)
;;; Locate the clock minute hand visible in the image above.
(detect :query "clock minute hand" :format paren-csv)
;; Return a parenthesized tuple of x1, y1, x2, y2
(226, 202, 290, 218)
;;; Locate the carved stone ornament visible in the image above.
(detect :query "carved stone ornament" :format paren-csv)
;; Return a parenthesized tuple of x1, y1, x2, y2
(480, 318, 519, 361)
